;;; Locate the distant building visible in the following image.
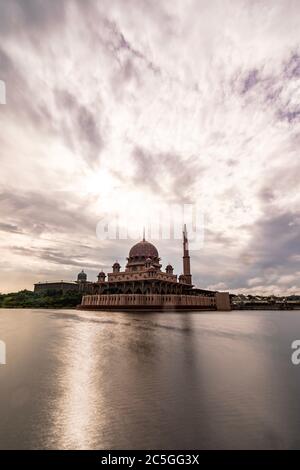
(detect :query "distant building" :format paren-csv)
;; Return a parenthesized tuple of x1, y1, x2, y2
(34, 270, 92, 294)
(34, 280, 79, 294)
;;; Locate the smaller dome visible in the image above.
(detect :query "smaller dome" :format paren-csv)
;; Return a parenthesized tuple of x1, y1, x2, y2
(112, 260, 121, 273)
(77, 270, 87, 282)
(166, 264, 173, 269)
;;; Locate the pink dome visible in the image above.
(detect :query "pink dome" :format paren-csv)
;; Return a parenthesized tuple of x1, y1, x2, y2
(129, 240, 159, 259)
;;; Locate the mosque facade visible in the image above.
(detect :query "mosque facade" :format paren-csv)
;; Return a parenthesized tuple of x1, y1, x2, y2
(79, 227, 231, 311)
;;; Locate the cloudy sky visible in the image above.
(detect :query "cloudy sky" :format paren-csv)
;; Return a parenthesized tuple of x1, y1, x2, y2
(0, 0, 299, 295)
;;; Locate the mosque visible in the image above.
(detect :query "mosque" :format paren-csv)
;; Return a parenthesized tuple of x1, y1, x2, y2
(79, 226, 231, 311)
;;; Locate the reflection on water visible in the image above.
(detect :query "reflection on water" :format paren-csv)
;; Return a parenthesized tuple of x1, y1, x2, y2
(52, 323, 103, 449)
(0, 309, 300, 449)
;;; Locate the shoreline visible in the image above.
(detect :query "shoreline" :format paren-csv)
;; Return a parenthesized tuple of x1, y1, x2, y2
(1, 306, 300, 311)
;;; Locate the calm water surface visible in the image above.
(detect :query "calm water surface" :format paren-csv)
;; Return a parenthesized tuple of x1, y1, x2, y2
(0, 308, 300, 449)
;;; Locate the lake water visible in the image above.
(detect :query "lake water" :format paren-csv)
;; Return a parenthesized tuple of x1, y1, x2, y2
(0, 308, 300, 449)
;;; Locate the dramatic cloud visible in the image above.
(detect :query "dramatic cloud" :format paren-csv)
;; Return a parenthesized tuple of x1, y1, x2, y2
(0, 0, 299, 293)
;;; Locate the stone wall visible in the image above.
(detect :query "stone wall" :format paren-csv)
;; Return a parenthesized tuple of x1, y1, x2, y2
(215, 292, 231, 311)
(81, 293, 216, 309)
(80, 292, 232, 311)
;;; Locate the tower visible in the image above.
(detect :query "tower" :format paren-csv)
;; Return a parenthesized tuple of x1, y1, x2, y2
(97, 271, 106, 283)
(182, 224, 192, 285)
(166, 263, 174, 274)
(112, 261, 121, 273)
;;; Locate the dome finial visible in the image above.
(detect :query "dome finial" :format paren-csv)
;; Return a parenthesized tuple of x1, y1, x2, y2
(143, 226, 145, 242)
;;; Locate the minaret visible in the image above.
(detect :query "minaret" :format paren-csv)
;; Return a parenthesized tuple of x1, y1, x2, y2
(182, 224, 192, 285)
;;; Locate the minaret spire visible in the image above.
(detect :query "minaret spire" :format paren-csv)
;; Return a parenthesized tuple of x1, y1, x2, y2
(182, 224, 192, 285)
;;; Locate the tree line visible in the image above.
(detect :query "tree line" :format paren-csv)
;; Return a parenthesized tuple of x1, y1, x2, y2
(0, 289, 82, 308)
